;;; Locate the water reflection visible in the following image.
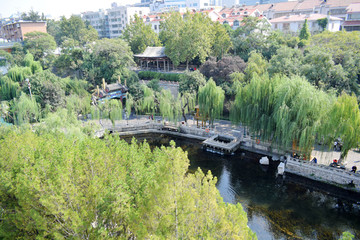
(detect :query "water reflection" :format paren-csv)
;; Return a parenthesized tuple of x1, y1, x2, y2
(120, 134, 360, 240)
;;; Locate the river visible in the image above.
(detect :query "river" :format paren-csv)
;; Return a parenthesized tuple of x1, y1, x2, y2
(120, 133, 360, 240)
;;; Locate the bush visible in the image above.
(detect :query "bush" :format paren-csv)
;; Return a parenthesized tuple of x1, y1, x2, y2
(138, 71, 182, 82)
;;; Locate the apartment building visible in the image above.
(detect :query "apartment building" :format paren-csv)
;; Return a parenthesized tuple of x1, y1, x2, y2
(107, 3, 150, 38)
(342, 3, 360, 31)
(82, 10, 110, 38)
(270, 14, 342, 33)
(250, 0, 360, 21)
(1, 21, 47, 42)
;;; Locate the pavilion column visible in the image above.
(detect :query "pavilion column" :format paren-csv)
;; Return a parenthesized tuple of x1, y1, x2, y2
(146, 61, 148, 70)
(164, 59, 166, 71)
(157, 60, 159, 71)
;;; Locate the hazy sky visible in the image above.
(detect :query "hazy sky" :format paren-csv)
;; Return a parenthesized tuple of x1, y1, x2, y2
(0, 0, 141, 19)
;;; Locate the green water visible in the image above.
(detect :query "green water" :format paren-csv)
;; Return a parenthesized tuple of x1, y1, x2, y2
(121, 133, 360, 240)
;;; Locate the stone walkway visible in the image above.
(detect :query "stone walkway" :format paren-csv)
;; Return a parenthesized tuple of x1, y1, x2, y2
(92, 116, 360, 171)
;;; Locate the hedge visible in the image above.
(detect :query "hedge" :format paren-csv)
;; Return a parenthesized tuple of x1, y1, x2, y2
(138, 71, 182, 82)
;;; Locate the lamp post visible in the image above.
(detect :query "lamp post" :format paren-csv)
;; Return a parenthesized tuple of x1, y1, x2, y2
(25, 78, 32, 99)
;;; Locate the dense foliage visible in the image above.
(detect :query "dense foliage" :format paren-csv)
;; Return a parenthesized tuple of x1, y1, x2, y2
(0, 130, 256, 239)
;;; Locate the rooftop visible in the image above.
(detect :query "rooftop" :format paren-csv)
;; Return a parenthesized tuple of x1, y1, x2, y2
(270, 14, 342, 23)
(134, 47, 167, 58)
(347, 3, 360, 13)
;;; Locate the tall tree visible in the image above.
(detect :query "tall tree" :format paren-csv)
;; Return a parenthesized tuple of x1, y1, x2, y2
(321, 93, 360, 162)
(211, 22, 232, 59)
(13, 93, 40, 125)
(178, 70, 206, 94)
(122, 14, 161, 54)
(231, 74, 333, 156)
(268, 46, 303, 77)
(82, 38, 135, 86)
(244, 51, 268, 81)
(299, 19, 311, 41)
(23, 31, 56, 66)
(160, 11, 213, 68)
(198, 79, 224, 127)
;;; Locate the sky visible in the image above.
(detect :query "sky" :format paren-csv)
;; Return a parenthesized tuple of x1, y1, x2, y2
(0, 0, 141, 19)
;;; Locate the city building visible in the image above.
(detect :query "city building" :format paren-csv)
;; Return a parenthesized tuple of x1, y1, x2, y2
(249, 0, 360, 21)
(150, 0, 223, 12)
(1, 21, 47, 42)
(107, 3, 150, 38)
(342, 3, 360, 31)
(82, 3, 151, 38)
(270, 14, 342, 33)
(240, 0, 295, 6)
(82, 9, 110, 38)
(216, 6, 269, 29)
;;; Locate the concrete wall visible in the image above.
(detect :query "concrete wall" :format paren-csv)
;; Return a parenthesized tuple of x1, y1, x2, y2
(285, 158, 360, 191)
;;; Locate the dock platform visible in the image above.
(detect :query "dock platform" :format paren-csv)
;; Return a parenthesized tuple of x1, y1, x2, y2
(202, 134, 242, 154)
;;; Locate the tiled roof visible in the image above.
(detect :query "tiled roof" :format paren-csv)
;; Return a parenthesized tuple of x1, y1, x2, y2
(248, 4, 273, 12)
(347, 3, 360, 12)
(134, 47, 167, 58)
(270, 13, 342, 23)
(324, 0, 360, 8)
(342, 20, 360, 25)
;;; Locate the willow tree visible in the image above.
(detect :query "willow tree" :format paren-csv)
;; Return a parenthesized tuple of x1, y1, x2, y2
(139, 85, 156, 115)
(231, 74, 332, 155)
(198, 79, 224, 127)
(0, 76, 20, 101)
(125, 93, 134, 120)
(158, 89, 178, 122)
(7, 66, 32, 82)
(272, 76, 332, 155)
(230, 73, 278, 141)
(14, 93, 40, 125)
(178, 92, 196, 123)
(321, 93, 360, 162)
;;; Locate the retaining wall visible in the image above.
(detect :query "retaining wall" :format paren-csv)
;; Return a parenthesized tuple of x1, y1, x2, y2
(285, 158, 360, 191)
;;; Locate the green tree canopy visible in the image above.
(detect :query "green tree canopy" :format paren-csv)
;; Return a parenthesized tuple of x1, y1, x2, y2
(82, 38, 135, 86)
(123, 14, 161, 54)
(160, 11, 213, 68)
(13, 92, 40, 125)
(198, 78, 224, 127)
(268, 46, 303, 77)
(23, 31, 56, 64)
(179, 70, 206, 94)
(211, 22, 232, 59)
(0, 130, 256, 239)
(299, 19, 311, 41)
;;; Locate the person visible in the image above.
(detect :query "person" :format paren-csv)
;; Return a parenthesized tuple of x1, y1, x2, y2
(351, 166, 357, 173)
(330, 159, 339, 167)
(312, 157, 317, 164)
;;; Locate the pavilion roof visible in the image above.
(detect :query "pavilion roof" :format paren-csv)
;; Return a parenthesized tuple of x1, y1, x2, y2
(134, 47, 167, 58)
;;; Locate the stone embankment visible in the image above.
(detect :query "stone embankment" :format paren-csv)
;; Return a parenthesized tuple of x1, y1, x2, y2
(285, 157, 360, 191)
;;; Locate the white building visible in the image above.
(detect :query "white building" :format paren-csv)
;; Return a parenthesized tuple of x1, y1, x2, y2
(150, 0, 222, 12)
(107, 3, 150, 38)
(82, 10, 109, 38)
(270, 14, 342, 33)
(342, 3, 360, 31)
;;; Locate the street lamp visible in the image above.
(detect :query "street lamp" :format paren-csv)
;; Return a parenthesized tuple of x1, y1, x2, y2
(25, 78, 32, 99)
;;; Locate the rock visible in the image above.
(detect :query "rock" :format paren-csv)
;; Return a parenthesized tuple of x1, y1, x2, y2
(277, 162, 285, 175)
(260, 156, 269, 165)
